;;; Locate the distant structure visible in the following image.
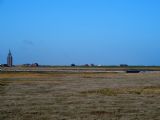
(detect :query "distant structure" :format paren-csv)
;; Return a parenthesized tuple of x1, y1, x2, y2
(22, 63, 39, 67)
(7, 50, 13, 67)
(31, 63, 39, 67)
(126, 70, 140, 73)
(120, 64, 128, 67)
(71, 64, 76, 67)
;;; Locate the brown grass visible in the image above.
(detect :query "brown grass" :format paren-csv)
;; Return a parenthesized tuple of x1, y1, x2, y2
(81, 86, 160, 96)
(0, 71, 160, 120)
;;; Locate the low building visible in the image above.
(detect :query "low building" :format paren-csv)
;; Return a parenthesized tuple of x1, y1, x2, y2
(71, 64, 76, 67)
(120, 64, 128, 67)
(1, 64, 8, 67)
(31, 63, 39, 67)
(23, 64, 31, 67)
(126, 70, 140, 73)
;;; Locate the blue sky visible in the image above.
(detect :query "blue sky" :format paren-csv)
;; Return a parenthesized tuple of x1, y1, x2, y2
(0, 0, 160, 65)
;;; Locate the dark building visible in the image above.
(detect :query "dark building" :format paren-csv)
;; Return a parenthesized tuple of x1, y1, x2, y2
(126, 70, 140, 73)
(71, 64, 76, 67)
(31, 63, 39, 67)
(7, 50, 13, 67)
(1, 64, 8, 67)
(120, 64, 128, 67)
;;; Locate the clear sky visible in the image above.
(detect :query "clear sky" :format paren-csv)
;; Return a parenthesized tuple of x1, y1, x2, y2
(0, 0, 160, 65)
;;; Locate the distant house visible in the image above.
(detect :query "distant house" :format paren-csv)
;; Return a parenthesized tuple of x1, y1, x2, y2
(90, 64, 95, 67)
(83, 64, 95, 67)
(22, 63, 39, 67)
(71, 64, 76, 67)
(23, 64, 31, 67)
(120, 64, 128, 67)
(97, 64, 102, 67)
(126, 70, 140, 73)
(84, 64, 89, 67)
(31, 63, 39, 67)
(1, 64, 9, 67)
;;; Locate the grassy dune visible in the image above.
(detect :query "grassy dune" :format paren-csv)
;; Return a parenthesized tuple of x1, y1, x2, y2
(0, 71, 160, 120)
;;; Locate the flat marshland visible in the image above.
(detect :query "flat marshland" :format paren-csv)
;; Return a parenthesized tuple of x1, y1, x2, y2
(0, 70, 160, 120)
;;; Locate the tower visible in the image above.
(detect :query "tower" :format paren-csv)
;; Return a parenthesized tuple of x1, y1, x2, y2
(7, 50, 13, 67)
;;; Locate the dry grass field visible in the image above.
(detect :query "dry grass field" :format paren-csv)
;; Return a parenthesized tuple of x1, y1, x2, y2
(0, 70, 160, 120)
